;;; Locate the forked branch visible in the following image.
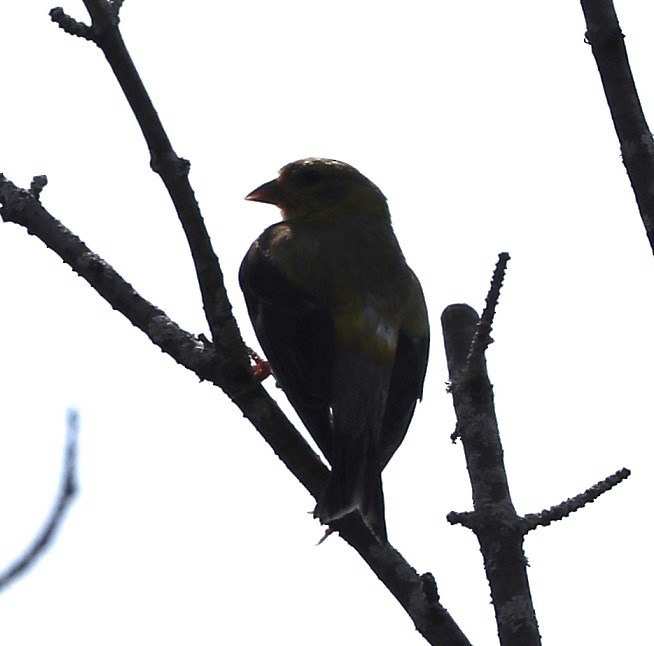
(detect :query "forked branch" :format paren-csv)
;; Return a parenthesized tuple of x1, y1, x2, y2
(442, 255, 630, 646)
(1, 3, 471, 644)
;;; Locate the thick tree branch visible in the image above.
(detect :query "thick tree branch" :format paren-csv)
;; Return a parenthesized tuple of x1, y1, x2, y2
(0, 410, 79, 592)
(579, 0, 654, 255)
(335, 515, 472, 646)
(0, 174, 220, 384)
(442, 256, 541, 646)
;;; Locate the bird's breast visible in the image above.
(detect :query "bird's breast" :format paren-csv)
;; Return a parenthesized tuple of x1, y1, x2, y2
(263, 219, 420, 362)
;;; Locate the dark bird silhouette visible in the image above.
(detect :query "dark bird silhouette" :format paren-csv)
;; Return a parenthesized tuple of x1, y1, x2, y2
(239, 158, 429, 542)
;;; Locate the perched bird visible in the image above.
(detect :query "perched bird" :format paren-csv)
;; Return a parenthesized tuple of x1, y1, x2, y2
(239, 158, 429, 542)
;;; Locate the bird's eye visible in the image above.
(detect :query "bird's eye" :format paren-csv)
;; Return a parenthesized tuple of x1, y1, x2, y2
(294, 168, 322, 187)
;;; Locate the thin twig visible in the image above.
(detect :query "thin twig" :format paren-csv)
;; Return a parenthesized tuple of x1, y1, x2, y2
(50, 7, 94, 40)
(466, 252, 510, 371)
(0, 409, 80, 592)
(523, 468, 631, 532)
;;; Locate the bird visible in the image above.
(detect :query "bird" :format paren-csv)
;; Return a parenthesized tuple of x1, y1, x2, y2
(239, 158, 429, 542)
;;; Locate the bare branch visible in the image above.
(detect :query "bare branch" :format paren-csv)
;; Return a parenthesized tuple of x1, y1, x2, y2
(441, 257, 632, 645)
(466, 252, 510, 372)
(446, 510, 475, 529)
(523, 468, 631, 532)
(53, 0, 244, 375)
(442, 265, 542, 645)
(50, 7, 94, 41)
(0, 409, 80, 592)
(334, 515, 472, 646)
(579, 0, 654, 255)
(29, 175, 48, 199)
(0, 174, 225, 386)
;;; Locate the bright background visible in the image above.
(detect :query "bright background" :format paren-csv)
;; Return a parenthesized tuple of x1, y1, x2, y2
(1, 2, 652, 644)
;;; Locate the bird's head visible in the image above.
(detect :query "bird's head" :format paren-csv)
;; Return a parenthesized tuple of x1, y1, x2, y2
(245, 158, 388, 221)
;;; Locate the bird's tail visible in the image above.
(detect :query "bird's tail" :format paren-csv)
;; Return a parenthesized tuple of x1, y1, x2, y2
(313, 355, 389, 542)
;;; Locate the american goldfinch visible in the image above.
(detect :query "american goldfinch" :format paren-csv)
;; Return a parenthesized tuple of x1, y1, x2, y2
(240, 158, 429, 542)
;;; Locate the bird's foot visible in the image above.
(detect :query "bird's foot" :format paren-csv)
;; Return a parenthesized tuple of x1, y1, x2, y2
(247, 347, 272, 382)
(316, 526, 336, 546)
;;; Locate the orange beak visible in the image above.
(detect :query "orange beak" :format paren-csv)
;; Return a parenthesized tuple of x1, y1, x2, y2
(245, 178, 285, 206)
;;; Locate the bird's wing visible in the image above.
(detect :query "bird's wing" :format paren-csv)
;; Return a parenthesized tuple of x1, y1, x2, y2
(316, 350, 390, 541)
(239, 234, 335, 461)
(380, 278, 430, 468)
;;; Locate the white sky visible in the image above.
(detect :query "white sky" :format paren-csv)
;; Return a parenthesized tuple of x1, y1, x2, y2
(1, 1, 652, 644)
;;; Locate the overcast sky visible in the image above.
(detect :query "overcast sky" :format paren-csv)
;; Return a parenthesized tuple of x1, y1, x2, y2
(2, 1, 653, 644)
